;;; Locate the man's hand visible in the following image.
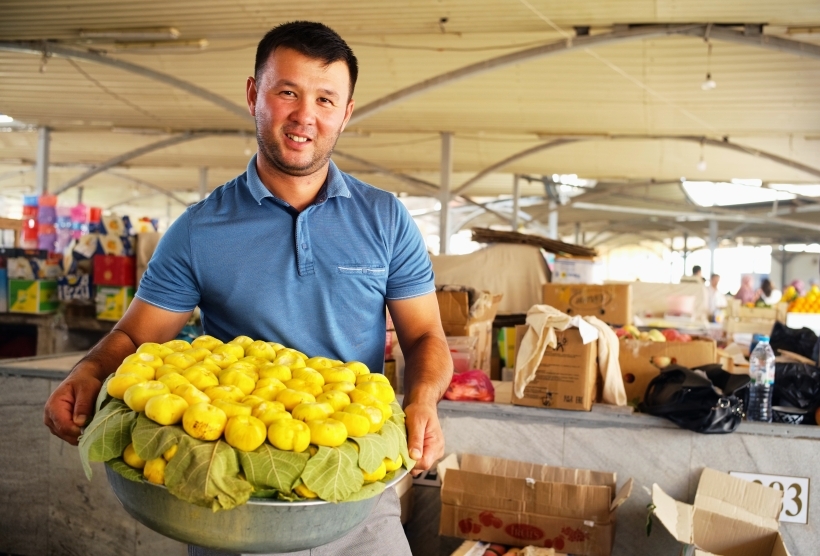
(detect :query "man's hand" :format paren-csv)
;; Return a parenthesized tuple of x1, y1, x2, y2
(43, 300, 193, 446)
(404, 401, 445, 476)
(44, 370, 102, 445)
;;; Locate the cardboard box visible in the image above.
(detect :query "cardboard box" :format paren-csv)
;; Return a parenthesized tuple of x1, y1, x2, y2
(9, 279, 59, 313)
(653, 468, 791, 556)
(553, 256, 602, 284)
(727, 299, 788, 323)
(93, 254, 136, 286)
(619, 337, 717, 406)
(437, 290, 503, 375)
(96, 286, 135, 321)
(512, 326, 598, 411)
(57, 273, 92, 302)
(543, 284, 632, 326)
(724, 318, 775, 337)
(439, 453, 632, 556)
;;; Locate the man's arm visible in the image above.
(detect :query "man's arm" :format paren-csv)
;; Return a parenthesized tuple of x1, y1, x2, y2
(387, 292, 453, 475)
(44, 298, 192, 445)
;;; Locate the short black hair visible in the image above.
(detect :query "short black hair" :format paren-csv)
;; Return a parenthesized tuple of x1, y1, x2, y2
(692, 265, 702, 274)
(255, 21, 358, 98)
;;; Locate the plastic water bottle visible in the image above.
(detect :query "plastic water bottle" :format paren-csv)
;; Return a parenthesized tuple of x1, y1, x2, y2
(747, 336, 776, 422)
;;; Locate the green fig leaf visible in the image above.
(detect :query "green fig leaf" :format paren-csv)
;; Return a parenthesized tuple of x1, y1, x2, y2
(388, 401, 405, 426)
(342, 480, 386, 502)
(131, 413, 186, 461)
(377, 419, 402, 462)
(107, 457, 144, 482)
(238, 444, 309, 494)
(78, 399, 138, 480)
(164, 436, 252, 511)
(350, 434, 389, 473)
(300, 444, 363, 503)
(95, 374, 116, 414)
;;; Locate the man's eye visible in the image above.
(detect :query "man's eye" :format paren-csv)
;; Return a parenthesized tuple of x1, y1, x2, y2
(280, 91, 295, 97)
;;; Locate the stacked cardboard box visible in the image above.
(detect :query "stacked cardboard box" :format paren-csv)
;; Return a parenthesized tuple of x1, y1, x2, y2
(512, 325, 599, 411)
(543, 284, 632, 326)
(93, 254, 136, 321)
(437, 289, 503, 375)
(653, 468, 791, 556)
(439, 454, 631, 556)
(619, 337, 717, 406)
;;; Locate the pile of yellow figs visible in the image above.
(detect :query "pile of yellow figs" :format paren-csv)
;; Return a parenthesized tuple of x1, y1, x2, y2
(109, 334, 403, 495)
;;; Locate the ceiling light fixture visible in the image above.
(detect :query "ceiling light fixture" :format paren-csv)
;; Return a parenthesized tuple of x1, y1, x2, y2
(701, 39, 716, 91)
(80, 27, 180, 41)
(700, 23, 717, 91)
(697, 139, 707, 171)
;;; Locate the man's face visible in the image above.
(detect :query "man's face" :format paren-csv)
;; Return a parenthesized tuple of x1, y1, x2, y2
(711, 275, 720, 288)
(248, 47, 354, 178)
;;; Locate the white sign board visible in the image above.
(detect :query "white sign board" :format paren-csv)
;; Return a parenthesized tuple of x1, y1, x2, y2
(730, 472, 809, 524)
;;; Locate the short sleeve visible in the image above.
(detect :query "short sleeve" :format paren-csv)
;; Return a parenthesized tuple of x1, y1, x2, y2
(385, 198, 435, 300)
(135, 210, 201, 312)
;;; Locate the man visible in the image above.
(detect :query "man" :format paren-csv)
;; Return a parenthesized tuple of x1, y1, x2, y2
(707, 273, 727, 318)
(43, 21, 453, 556)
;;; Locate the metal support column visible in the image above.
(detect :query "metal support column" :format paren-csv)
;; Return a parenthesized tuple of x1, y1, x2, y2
(439, 132, 453, 254)
(574, 222, 581, 245)
(511, 174, 520, 231)
(77, 186, 83, 204)
(778, 246, 788, 289)
(35, 127, 50, 195)
(199, 167, 208, 200)
(708, 220, 718, 276)
(548, 200, 558, 240)
(683, 233, 689, 272)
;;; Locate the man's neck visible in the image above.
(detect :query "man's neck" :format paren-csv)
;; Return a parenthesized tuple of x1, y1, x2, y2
(256, 157, 330, 212)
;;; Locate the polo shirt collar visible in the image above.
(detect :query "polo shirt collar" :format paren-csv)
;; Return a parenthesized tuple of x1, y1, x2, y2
(245, 154, 351, 206)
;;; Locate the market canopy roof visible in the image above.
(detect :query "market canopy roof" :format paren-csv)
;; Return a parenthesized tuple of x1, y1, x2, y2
(1, 0, 819, 247)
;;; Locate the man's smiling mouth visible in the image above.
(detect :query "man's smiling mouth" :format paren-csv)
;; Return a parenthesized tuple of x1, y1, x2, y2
(286, 134, 309, 143)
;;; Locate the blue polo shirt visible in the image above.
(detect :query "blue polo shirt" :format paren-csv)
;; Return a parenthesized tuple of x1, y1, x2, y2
(136, 155, 434, 373)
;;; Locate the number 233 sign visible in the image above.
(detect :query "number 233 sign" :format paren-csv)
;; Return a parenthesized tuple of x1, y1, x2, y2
(730, 472, 809, 524)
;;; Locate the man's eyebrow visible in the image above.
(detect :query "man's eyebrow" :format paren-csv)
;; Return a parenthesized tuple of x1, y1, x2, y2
(273, 80, 340, 99)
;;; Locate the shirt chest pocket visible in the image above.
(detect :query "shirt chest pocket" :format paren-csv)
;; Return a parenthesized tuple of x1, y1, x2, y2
(337, 264, 387, 277)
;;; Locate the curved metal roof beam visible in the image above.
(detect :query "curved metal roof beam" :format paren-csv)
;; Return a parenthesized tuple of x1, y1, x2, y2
(53, 131, 216, 195)
(350, 25, 820, 127)
(0, 41, 253, 124)
(105, 170, 191, 207)
(349, 24, 701, 126)
(454, 134, 820, 197)
(332, 150, 515, 223)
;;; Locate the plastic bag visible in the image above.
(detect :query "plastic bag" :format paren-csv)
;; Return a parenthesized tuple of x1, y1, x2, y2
(770, 322, 818, 363)
(774, 362, 820, 424)
(444, 370, 495, 402)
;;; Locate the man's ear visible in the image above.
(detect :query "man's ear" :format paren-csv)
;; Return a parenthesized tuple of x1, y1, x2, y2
(246, 76, 258, 117)
(340, 98, 355, 133)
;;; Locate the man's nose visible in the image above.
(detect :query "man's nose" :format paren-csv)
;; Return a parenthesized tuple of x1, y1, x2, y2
(289, 98, 316, 125)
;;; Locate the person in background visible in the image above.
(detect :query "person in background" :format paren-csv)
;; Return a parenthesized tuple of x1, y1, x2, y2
(790, 279, 806, 297)
(681, 265, 705, 283)
(757, 278, 782, 306)
(735, 275, 757, 304)
(708, 274, 728, 317)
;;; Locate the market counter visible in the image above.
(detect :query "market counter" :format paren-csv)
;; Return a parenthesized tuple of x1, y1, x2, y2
(0, 353, 187, 556)
(2, 354, 817, 555)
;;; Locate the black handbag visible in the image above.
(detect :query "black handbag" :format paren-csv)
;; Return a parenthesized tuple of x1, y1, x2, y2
(639, 364, 750, 434)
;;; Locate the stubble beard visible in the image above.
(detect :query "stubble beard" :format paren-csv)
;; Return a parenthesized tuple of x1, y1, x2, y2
(256, 120, 342, 178)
